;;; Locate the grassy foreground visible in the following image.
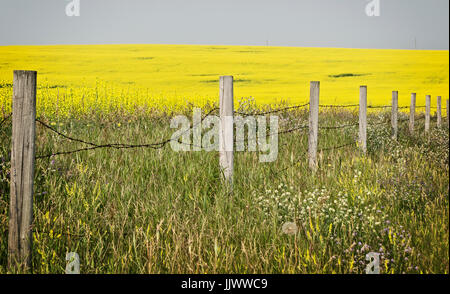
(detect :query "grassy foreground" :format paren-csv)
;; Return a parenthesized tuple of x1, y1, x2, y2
(0, 104, 449, 274)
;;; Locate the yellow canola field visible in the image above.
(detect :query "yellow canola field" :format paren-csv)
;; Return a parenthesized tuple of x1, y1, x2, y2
(0, 44, 448, 117)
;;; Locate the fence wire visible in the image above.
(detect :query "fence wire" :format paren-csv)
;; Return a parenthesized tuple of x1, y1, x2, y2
(1, 102, 446, 161)
(0, 113, 12, 128)
(318, 141, 356, 152)
(319, 104, 359, 108)
(319, 122, 359, 130)
(35, 107, 219, 159)
(235, 102, 309, 116)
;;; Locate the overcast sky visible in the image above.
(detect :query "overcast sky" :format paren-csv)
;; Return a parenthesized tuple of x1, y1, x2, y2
(0, 0, 448, 49)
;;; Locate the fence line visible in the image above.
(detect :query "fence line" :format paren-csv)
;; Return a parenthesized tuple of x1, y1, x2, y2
(30, 113, 423, 159)
(1, 109, 436, 159)
(1, 89, 445, 163)
(0, 102, 445, 163)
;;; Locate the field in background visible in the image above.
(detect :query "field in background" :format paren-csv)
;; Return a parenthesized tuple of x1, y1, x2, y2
(0, 45, 448, 117)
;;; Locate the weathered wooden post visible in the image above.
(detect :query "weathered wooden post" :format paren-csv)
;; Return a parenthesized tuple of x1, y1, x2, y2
(447, 99, 449, 128)
(359, 86, 367, 153)
(308, 81, 319, 171)
(436, 96, 442, 128)
(8, 70, 37, 271)
(409, 93, 416, 134)
(391, 91, 398, 140)
(219, 76, 234, 188)
(425, 95, 431, 133)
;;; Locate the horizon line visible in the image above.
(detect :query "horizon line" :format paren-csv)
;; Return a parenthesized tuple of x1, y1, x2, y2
(1, 42, 449, 52)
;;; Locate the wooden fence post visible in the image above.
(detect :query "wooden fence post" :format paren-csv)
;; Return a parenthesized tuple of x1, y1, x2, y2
(425, 95, 431, 133)
(409, 93, 416, 134)
(308, 81, 319, 171)
(359, 86, 367, 153)
(219, 76, 234, 188)
(391, 91, 398, 140)
(8, 70, 37, 272)
(447, 99, 449, 128)
(436, 96, 441, 128)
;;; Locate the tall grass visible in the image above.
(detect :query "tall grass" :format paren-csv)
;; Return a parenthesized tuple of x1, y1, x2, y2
(0, 104, 448, 274)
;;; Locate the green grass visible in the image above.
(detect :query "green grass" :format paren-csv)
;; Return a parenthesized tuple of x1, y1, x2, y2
(0, 104, 448, 274)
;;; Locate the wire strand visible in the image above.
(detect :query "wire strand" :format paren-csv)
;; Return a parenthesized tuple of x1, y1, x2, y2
(35, 107, 219, 159)
(0, 113, 12, 128)
(235, 102, 309, 116)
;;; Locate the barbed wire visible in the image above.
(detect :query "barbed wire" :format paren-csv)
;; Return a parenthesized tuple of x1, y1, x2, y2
(317, 104, 440, 110)
(36, 103, 313, 158)
(267, 113, 447, 179)
(276, 125, 309, 135)
(1, 102, 442, 131)
(0, 113, 12, 128)
(33, 114, 440, 159)
(2, 102, 446, 161)
(319, 122, 359, 130)
(235, 102, 309, 116)
(36, 145, 116, 159)
(319, 104, 359, 108)
(35, 107, 219, 159)
(366, 105, 413, 110)
(365, 115, 427, 127)
(35, 121, 354, 160)
(3, 103, 448, 200)
(367, 105, 390, 109)
(36, 120, 309, 160)
(317, 104, 438, 110)
(318, 141, 356, 152)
